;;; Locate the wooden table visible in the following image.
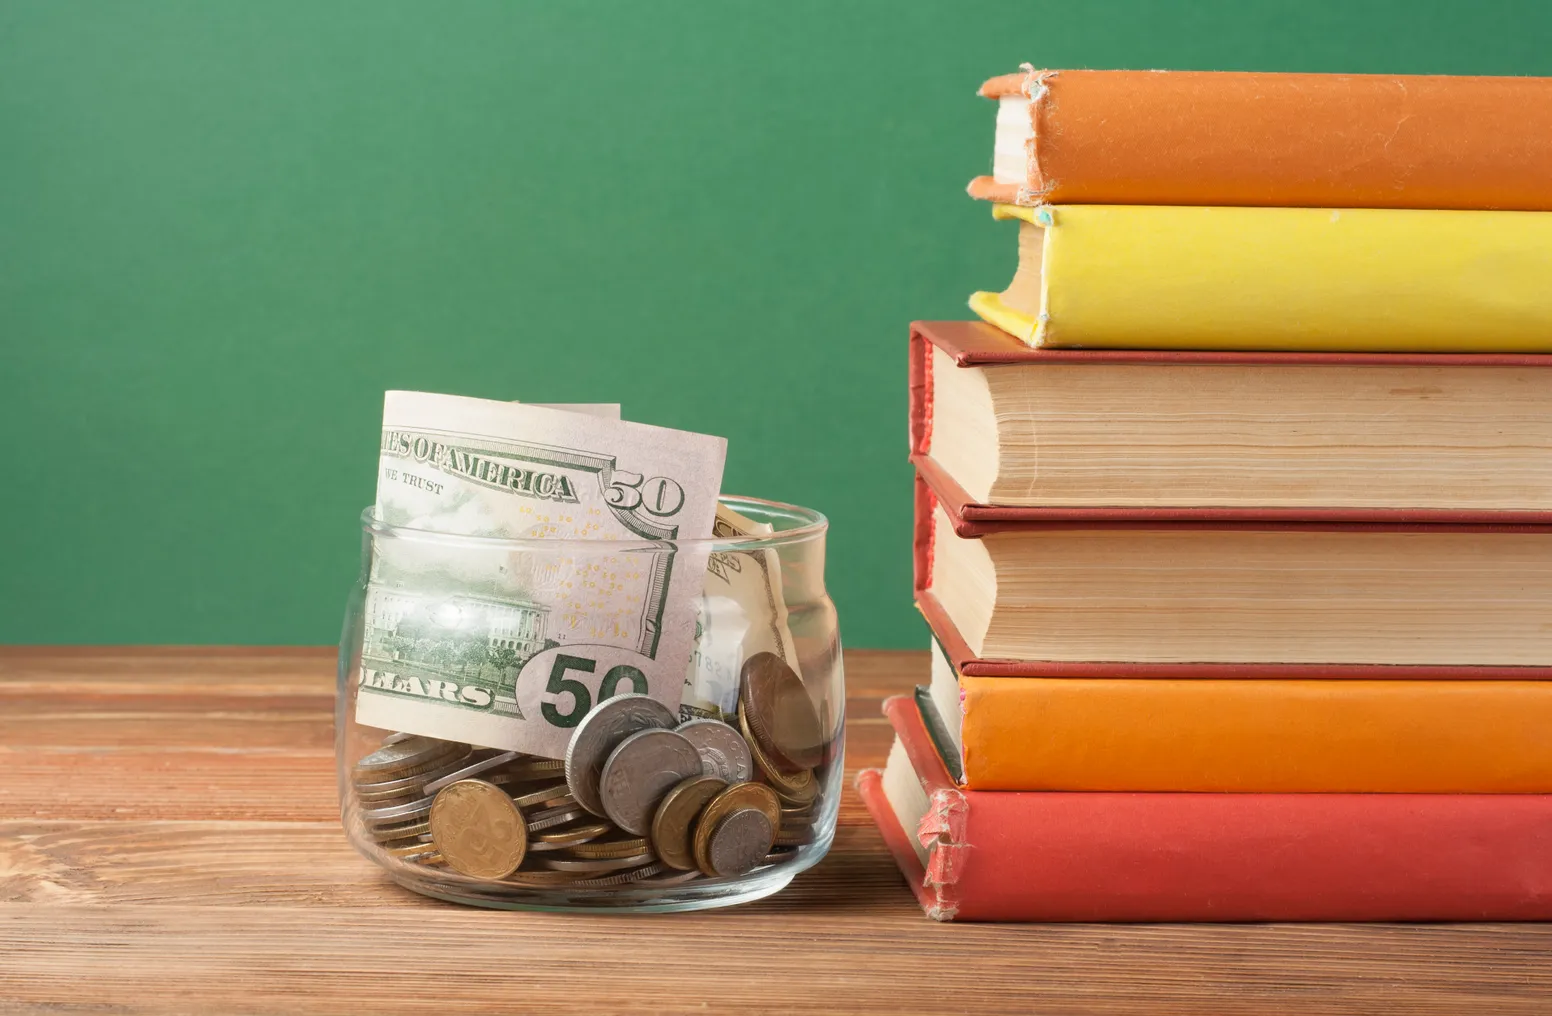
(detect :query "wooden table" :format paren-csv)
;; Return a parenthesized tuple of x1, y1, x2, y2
(1, 647, 1548, 1014)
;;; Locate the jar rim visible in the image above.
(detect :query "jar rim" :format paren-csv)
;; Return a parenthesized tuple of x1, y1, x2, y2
(358, 494, 828, 550)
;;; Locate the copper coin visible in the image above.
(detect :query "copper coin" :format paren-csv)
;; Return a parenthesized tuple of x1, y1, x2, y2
(738, 652, 823, 771)
(739, 700, 818, 804)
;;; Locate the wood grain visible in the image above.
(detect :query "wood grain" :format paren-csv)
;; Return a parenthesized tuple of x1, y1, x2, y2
(1, 646, 1549, 1015)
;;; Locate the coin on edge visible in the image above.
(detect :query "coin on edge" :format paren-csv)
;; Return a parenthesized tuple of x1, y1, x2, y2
(567, 835, 653, 861)
(739, 700, 819, 804)
(675, 718, 754, 783)
(428, 778, 528, 880)
(705, 807, 776, 878)
(531, 822, 611, 847)
(650, 775, 727, 871)
(564, 694, 679, 817)
(572, 862, 667, 888)
(599, 728, 704, 836)
(540, 852, 656, 874)
(420, 749, 524, 795)
(525, 805, 587, 832)
(738, 652, 824, 772)
(354, 736, 469, 780)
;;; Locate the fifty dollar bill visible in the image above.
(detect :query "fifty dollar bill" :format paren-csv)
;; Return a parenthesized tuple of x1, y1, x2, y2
(355, 391, 726, 758)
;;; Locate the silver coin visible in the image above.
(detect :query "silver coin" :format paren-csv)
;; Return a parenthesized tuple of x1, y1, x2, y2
(356, 750, 476, 798)
(564, 694, 678, 817)
(421, 749, 524, 795)
(598, 728, 703, 835)
(540, 852, 656, 874)
(632, 868, 703, 886)
(366, 817, 430, 842)
(509, 784, 573, 809)
(572, 862, 667, 888)
(359, 795, 435, 822)
(706, 807, 775, 877)
(354, 736, 465, 776)
(525, 805, 586, 832)
(674, 718, 754, 783)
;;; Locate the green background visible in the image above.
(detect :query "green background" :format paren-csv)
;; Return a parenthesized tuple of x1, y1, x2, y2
(4, 1, 1549, 646)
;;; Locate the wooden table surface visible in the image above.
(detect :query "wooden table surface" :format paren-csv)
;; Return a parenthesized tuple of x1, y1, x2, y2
(2, 647, 1549, 1015)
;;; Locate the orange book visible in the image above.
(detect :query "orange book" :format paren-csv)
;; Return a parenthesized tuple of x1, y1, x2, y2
(970, 67, 1552, 210)
(924, 642, 1552, 793)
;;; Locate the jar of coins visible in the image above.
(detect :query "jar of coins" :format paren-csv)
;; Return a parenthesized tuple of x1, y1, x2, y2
(335, 495, 843, 910)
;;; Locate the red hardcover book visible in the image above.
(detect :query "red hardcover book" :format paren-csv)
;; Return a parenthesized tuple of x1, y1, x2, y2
(914, 469, 1552, 679)
(857, 692, 1552, 921)
(909, 319, 1552, 523)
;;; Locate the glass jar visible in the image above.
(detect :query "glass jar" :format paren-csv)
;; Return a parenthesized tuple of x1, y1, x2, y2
(335, 495, 842, 912)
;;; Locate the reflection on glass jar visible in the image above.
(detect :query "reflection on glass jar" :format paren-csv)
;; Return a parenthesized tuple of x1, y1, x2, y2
(335, 496, 843, 911)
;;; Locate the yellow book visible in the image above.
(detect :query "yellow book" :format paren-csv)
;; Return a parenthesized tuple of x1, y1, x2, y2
(971, 203, 1552, 351)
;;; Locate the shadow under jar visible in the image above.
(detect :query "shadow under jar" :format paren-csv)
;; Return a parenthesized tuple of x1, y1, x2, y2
(335, 496, 843, 912)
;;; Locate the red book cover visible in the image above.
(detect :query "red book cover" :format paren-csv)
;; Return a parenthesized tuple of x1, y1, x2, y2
(915, 470, 1552, 680)
(909, 319, 1552, 525)
(857, 692, 1552, 921)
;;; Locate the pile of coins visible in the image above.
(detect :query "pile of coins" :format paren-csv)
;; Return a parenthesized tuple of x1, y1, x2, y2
(350, 652, 826, 889)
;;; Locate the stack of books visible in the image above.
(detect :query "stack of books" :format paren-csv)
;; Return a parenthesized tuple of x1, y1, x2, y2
(860, 67, 1552, 922)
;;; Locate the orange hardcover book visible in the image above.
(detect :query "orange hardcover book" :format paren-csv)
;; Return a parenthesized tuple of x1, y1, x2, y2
(922, 641, 1552, 793)
(970, 68, 1552, 210)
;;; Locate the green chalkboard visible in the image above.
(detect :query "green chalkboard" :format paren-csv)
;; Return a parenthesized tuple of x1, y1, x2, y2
(3, 0, 1549, 645)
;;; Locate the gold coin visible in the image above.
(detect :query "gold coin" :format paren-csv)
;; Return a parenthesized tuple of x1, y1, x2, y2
(739, 701, 818, 804)
(532, 822, 611, 846)
(650, 775, 726, 871)
(509, 784, 574, 809)
(503, 868, 587, 887)
(503, 758, 566, 776)
(767, 767, 818, 806)
(367, 817, 430, 842)
(691, 782, 780, 877)
(428, 779, 528, 880)
(567, 835, 654, 860)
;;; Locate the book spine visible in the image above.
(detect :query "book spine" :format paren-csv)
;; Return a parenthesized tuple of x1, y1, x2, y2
(867, 695, 1552, 922)
(906, 324, 931, 458)
(911, 472, 936, 599)
(1003, 69, 1552, 211)
(1006, 203, 1552, 352)
(959, 676, 1552, 792)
